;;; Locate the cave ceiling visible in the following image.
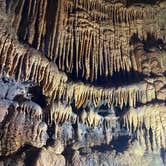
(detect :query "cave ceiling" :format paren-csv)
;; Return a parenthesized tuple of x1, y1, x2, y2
(0, 0, 166, 165)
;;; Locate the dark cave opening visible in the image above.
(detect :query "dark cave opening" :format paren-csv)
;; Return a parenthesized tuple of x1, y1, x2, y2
(67, 67, 145, 88)
(126, 0, 163, 6)
(110, 135, 131, 152)
(28, 86, 47, 109)
(91, 134, 131, 153)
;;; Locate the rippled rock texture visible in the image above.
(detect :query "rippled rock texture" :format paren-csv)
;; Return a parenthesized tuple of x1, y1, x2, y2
(0, 0, 166, 165)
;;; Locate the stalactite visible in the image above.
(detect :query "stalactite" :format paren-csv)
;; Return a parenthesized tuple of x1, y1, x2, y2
(49, 102, 76, 125)
(0, 0, 166, 165)
(0, 21, 164, 112)
(123, 104, 166, 151)
(7, 0, 165, 82)
(12, 0, 25, 34)
(27, 0, 39, 44)
(36, 0, 47, 50)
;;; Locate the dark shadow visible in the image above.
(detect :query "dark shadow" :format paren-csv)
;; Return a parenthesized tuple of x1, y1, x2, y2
(28, 86, 47, 108)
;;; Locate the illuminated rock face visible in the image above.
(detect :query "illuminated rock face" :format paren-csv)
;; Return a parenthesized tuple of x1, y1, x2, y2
(0, 0, 165, 165)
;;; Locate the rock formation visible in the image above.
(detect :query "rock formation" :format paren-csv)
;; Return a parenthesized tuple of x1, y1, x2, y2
(0, 0, 165, 165)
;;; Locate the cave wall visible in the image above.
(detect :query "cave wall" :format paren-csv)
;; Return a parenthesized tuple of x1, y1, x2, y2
(0, 0, 166, 166)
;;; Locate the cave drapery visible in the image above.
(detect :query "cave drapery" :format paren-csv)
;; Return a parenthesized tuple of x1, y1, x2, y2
(0, 0, 166, 165)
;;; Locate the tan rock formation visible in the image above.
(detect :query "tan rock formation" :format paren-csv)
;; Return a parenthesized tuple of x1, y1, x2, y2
(0, 0, 165, 165)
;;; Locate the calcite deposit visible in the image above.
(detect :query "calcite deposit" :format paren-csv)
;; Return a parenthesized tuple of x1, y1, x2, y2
(0, 0, 165, 166)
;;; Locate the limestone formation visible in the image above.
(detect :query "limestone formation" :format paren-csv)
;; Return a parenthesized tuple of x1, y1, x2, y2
(0, 0, 165, 166)
(0, 101, 47, 156)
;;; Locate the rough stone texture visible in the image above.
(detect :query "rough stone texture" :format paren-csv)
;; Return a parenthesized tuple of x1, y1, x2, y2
(0, 0, 165, 166)
(0, 100, 47, 156)
(35, 147, 66, 166)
